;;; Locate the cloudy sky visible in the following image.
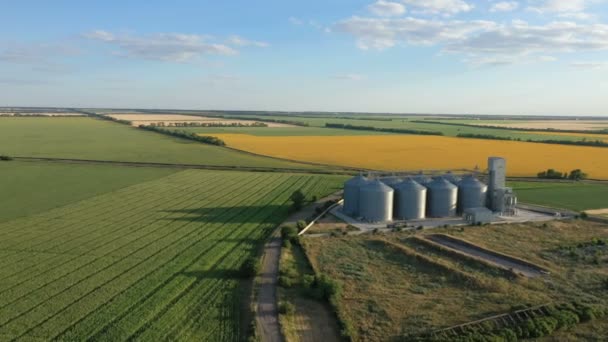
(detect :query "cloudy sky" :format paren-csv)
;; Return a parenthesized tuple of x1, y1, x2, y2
(1, 0, 607, 115)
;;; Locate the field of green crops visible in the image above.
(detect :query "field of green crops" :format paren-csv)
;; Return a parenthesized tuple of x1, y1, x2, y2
(509, 181, 608, 211)
(0, 161, 175, 223)
(0, 169, 345, 341)
(0, 117, 317, 169)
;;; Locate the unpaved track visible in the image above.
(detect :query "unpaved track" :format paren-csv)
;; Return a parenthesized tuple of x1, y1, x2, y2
(256, 230, 284, 342)
(256, 195, 342, 342)
(427, 235, 546, 278)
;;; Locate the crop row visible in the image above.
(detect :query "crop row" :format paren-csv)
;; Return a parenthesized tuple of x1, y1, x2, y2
(0, 169, 342, 341)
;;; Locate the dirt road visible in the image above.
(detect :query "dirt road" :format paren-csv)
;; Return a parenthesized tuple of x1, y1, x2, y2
(256, 231, 284, 342)
(255, 194, 342, 342)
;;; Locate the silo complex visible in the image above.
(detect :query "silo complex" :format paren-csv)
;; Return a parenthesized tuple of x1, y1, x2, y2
(343, 175, 368, 216)
(360, 180, 394, 222)
(394, 178, 427, 220)
(426, 178, 458, 217)
(458, 175, 488, 212)
(443, 172, 462, 185)
(382, 177, 403, 189)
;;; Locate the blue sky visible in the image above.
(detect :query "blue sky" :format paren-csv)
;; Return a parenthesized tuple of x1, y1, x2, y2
(1, 0, 607, 115)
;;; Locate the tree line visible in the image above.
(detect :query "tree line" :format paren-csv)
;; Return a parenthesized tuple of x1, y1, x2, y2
(325, 123, 443, 136)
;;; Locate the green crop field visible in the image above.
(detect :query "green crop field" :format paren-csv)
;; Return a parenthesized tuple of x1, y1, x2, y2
(0, 169, 345, 341)
(168, 126, 391, 136)
(0, 117, 319, 169)
(0, 161, 175, 223)
(509, 181, 608, 211)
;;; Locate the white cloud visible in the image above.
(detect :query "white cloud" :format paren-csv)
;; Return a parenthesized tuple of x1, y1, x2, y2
(332, 73, 366, 81)
(368, 1, 406, 17)
(401, 0, 474, 15)
(490, 2, 519, 12)
(83, 30, 237, 62)
(289, 17, 304, 25)
(465, 54, 556, 66)
(557, 12, 596, 20)
(570, 61, 608, 68)
(227, 35, 269, 48)
(336, 16, 608, 65)
(335, 16, 495, 50)
(527, 0, 605, 19)
(444, 20, 608, 56)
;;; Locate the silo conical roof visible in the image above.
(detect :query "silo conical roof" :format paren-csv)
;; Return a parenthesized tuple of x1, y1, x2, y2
(395, 178, 426, 191)
(362, 179, 394, 192)
(427, 177, 458, 190)
(345, 175, 368, 187)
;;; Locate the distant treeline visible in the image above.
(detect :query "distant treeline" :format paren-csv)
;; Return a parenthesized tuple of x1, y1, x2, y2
(325, 123, 443, 136)
(76, 110, 227, 146)
(138, 125, 226, 146)
(149, 121, 268, 128)
(457, 133, 608, 147)
(212, 115, 309, 127)
(413, 120, 608, 135)
(79, 111, 133, 125)
(0, 113, 80, 117)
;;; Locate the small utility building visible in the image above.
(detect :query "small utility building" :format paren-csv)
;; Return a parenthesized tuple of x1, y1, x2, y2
(464, 207, 494, 225)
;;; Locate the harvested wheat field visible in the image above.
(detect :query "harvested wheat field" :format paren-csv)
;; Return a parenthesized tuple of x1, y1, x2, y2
(476, 120, 608, 131)
(214, 134, 608, 179)
(107, 114, 294, 127)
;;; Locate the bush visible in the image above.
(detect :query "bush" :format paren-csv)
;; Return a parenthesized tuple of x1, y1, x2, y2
(278, 275, 295, 288)
(282, 239, 292, 249)
(0, 155, 12, 161)
(278, 301, 295, 315)
(281, 226, 298, 240)
(240, 257, 260, 278)
(296, 220, 307, 230)
(290, 190, 306, 211)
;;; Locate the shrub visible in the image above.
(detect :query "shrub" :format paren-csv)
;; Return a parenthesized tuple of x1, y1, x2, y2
(290, 190, 306, 211)
(240, 257, 260, 278)
(281, 226, 298, 240)
(555, 310, 579, 329)
(278, 301, 295, 315)
(0, 155, 12, 161)
(278, 276, 295, 288)
(282, 239, 292, 249)
(296, 220, 307, 230)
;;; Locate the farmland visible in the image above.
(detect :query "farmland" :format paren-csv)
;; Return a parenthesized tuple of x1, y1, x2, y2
(301, 220, 608, 341)
(0, 169, 344, 340)
(0, 161, 175, 222)
(0, 117, 319, 170)
(509, 181, 608, 211)
(212, 114, 608, 142)
(106, 114, 292, 128)
(213, 134, 608, 179)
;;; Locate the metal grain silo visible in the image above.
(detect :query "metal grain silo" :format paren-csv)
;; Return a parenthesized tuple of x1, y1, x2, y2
(443, 172, 462, 185)
(414, 173, 432, 185)
(426, 177, 458, 217)
(458, 175, 488, 213)
(360, 180, 394, 222)
(394, 178, 427, 220)
(343, 175, 368, 216)
(382, 177, 403, 189)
